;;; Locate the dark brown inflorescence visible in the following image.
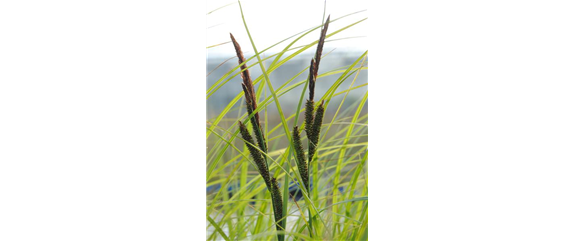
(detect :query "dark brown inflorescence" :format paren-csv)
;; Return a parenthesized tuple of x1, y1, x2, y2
(232, 33, 283, 240)
(292, 126, 309, 190)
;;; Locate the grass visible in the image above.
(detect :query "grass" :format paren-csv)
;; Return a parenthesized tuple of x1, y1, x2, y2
(207, 1, 367, 240)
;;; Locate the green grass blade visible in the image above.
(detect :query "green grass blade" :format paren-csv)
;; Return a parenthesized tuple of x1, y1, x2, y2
(207, 215, 230, 241)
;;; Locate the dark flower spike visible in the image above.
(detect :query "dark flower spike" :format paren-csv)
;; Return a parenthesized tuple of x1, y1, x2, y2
(238, 121, 270, 185)
(312, 15, 330, 81)
(232, 34, 267, 153)
(308, 59, 316, 101)
(304, 16, 329, 139)
(292, 126, 309, 190)
(230, 33, 255, 95)
(304, 99, 315, 134)
(241, 82, 267, 153)
(230, 33, 260, 126)
(270, 178, 284, 231)
(242, 83, 254, 113)
(309, 100, 325, 164)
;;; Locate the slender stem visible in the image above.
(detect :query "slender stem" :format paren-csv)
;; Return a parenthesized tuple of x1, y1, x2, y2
(307, 173, 313, 236)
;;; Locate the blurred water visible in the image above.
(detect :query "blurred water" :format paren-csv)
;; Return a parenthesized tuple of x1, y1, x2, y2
(206, 52, 368, 119)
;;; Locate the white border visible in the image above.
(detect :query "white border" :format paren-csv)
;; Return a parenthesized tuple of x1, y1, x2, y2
(378, 1, 574, 240)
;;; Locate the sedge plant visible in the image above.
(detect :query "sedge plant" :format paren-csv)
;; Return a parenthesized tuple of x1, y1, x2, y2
(207, 2, 368, 240)
(292, 15, 330, 237)
(231, 33, 285, 241)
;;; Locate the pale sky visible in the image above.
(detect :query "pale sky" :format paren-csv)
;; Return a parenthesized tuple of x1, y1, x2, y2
(206, 0, 368, 57)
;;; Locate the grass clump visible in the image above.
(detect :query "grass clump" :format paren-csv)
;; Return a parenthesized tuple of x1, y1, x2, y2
(207, 2, 368, 240)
